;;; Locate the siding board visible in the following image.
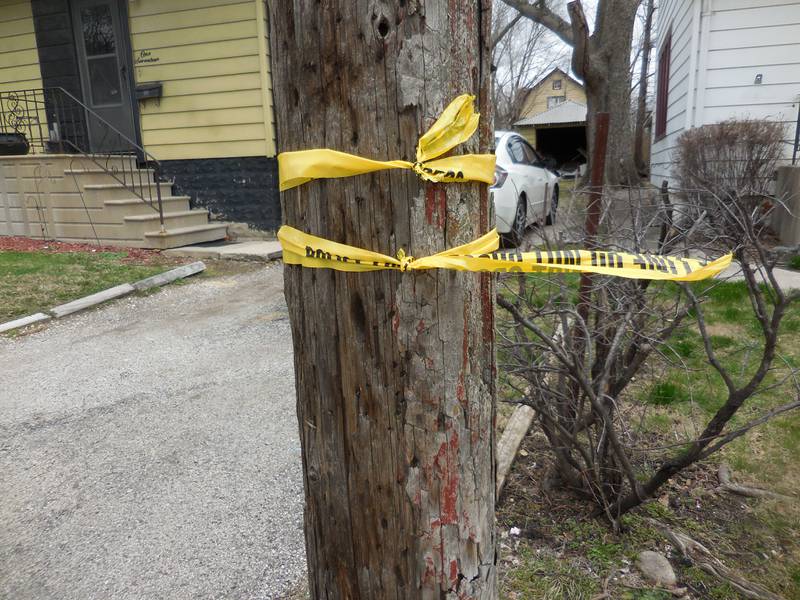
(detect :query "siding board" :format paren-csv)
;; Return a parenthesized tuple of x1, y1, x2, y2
(710, 4, 800, 31)
(707, 45, 799, 70)
(129, 3, 254, 35)
(147, 140, 268, 160)
(706, 64, 800, 87)
(142, 90, 263, 113)
(709, 23, 800, 50)
(144, 123, 266, 146)
(132, 20, 258, 50)
(134, 56, 261, 81)
(0, 16, 34, 37)
(132, 38, 261, 67)
(0, 32, 39, 53)
(704, 84, 800, 108)
(148, 73, 262, 98)
(715, 0, 797, 11)
(1, 0, 31, 20)
(129, 0, 246, 17)
(142, 107, 265, 130)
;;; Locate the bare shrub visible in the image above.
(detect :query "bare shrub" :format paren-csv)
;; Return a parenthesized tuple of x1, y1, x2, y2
(497, 121, 799, 536)
(674, 120, 786, 240)
(675, 119, 785, 198)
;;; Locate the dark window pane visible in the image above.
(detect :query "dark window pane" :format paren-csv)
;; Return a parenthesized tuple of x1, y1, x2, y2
(508, 139, 526, 163)
(521, 140, 539, 165)
(88, 56, 121, 105)
(81, 4, 115, 56)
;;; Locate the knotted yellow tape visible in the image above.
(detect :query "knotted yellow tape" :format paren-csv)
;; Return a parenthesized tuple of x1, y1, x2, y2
(279, 226, 733, 281)
(278, 95, 496, 191)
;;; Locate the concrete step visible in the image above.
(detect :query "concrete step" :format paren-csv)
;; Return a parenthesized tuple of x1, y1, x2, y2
(1, 154, 137, 178)
(83, 181, 173, 202)
(64, 168, 157, 186)
(143, 223, 228, 249)
(104, 196, 191, 219)
(123, 209, 211, 238)
(11, 221, 137, 242)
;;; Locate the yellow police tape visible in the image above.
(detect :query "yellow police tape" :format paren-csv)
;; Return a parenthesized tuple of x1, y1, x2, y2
(277, 94, 496, 191)
(278, 226, 733, 281)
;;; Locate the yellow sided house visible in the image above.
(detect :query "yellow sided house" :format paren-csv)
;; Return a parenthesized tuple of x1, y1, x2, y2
(0, 0, 278, 248)
(513, 67, 587, 174)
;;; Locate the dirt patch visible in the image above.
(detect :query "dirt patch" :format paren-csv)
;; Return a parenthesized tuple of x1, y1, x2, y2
(705, 322, 745, 338)
(0, 236, 162, 263)
(498, 431, 800, 599)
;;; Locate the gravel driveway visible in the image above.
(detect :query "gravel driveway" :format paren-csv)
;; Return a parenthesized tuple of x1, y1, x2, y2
(0, 264, 306, 599)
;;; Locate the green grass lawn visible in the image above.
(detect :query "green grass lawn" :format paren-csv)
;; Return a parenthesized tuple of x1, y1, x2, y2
(498, 277, 800, 599)
(0, 251, 167, 323)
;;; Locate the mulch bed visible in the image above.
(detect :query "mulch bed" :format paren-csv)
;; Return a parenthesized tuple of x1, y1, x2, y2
(0, 236, 161, 263)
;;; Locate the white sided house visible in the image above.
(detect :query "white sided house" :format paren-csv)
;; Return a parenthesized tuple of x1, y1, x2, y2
(650, 0, 800, 187)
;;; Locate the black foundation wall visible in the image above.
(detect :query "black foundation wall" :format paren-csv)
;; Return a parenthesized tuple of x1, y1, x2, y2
(159, 157, 281, 232)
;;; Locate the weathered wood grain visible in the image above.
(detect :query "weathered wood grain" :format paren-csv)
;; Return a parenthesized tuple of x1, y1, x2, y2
(268, 2, 496, 598)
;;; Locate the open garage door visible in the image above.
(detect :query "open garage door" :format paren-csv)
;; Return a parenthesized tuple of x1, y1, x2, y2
(535, 125, 587, 170)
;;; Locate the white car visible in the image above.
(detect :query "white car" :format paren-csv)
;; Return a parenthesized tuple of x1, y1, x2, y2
(491, 131, 560, 246)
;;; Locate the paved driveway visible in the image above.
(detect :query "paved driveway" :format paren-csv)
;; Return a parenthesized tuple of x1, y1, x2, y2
(0, 265, 306, 599)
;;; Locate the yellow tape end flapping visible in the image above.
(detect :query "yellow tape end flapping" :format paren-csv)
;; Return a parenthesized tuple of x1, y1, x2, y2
(277, 95, 496, 191)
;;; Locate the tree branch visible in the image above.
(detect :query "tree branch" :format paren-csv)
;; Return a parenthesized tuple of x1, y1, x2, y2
(566, 1, 591, 80)
(492, 12, 523, 49)
(498, 0, 576, 47)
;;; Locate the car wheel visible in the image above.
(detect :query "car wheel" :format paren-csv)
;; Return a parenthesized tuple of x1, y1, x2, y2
(502, 196, 527, 247)
(546, 187, 558, 225)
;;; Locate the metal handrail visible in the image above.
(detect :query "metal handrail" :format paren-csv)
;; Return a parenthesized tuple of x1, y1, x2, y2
(0, 87, 165, 230)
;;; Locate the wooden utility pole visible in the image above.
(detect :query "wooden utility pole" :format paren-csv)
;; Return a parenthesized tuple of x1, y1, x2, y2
(268, 3, 496, 599)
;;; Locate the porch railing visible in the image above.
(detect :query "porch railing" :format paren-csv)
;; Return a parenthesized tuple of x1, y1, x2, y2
(0, 87, 165, 231)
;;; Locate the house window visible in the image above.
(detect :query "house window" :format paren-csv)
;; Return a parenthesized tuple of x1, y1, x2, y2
(552, 80, 562, 90)
(655, 30, 672, 140)
(547, 96, 566, 109)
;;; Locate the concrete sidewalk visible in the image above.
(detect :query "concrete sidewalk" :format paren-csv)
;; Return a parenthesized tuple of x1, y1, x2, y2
(164, 240, 282, 262)
(720, 262, 800, 289)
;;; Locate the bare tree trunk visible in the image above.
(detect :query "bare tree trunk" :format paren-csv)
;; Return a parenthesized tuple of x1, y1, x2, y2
(576, 0, 641, 186)
(634, 0, 655, 175)
(268, 3, 497, 599)
(499, 0, 642, 185)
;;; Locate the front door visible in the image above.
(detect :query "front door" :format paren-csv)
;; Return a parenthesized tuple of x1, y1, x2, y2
(71, 0, 136, 153)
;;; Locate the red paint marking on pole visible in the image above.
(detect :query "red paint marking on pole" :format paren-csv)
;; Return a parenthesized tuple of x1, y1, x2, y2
(434, 427, 460, 525)
(422, 555, 436, 585)
(437, 187, 447, 230)
(425, 186, 436, 225)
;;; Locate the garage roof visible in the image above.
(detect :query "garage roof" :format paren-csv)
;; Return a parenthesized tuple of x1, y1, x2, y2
(514, 100, 587, 127)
